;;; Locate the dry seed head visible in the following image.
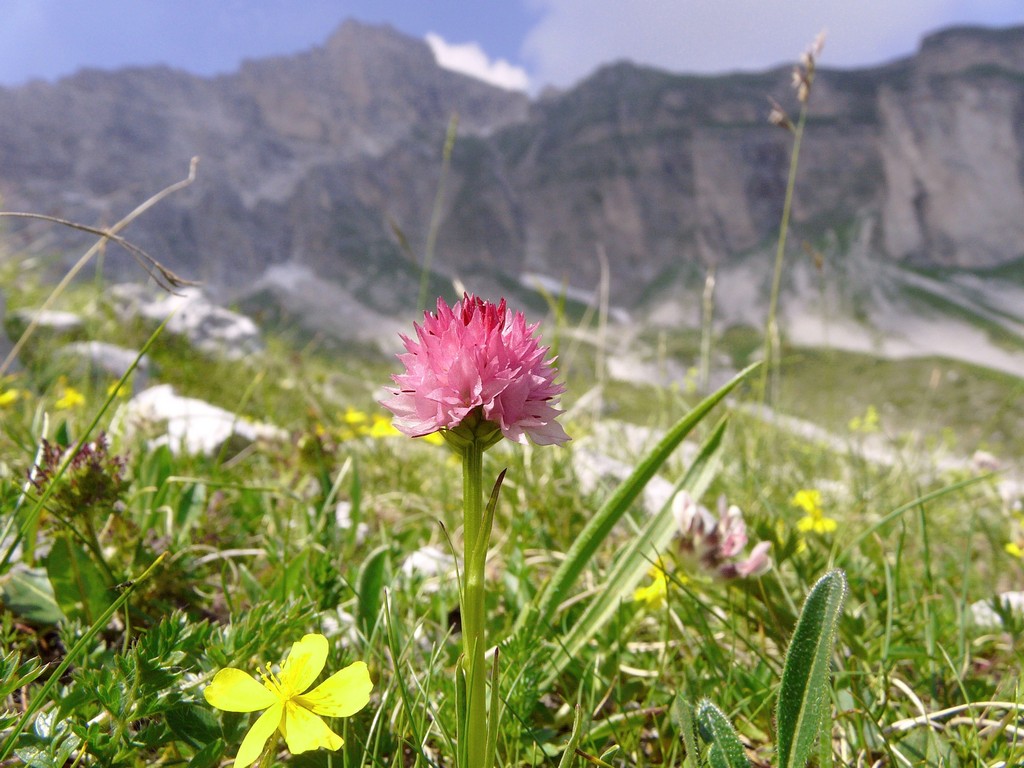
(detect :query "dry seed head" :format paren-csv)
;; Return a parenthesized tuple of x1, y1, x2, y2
(767, 97, 794, 132)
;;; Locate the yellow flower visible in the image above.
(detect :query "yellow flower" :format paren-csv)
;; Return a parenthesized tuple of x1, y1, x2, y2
(791, 489, 822, 515)
(55, 386, 85, 410)
(343, 408, 369, 426)
(106, 381, 128, 398)
(633, 561, 670, 608)
(1006, 542, 1024, 559)
(366, 414, 401, 438)
(797, 511, 838, 534)
(848, 404, 879, 433)
(0, 388, 20, 407)
(792, 489, 837, 534)
(421, 431, 445, 446)
(204, 634, 373, 768)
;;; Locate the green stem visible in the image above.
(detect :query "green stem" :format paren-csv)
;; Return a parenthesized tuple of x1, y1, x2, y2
(257, 732, 281, 768)
(461, 438, 488, 768)
(760, 104, 807, 406)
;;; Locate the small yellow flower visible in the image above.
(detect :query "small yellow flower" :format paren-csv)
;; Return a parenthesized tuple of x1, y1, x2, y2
(1006, 542, 1024, 559)
(0, 388, 21, 407)
(421, 431, 445, 446)
(848, 404, 879, 433)
(791, 489, 822, 515)
(106, 381, 128, 398)
(367, 414, 401, 439)
(55, 386, 85, 410)
(633, 560, 670, 608)
(204, 634, 373, 768)
(343, 408, 369, 426)
(792, 489, 837, 534)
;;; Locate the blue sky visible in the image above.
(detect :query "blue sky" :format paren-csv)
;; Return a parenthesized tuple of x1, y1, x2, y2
(2, 1, 1023, 92)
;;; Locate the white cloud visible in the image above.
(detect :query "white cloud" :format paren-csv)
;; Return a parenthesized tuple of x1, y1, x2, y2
(425, 32, 530, 92)
(521, 0, 1024, 89)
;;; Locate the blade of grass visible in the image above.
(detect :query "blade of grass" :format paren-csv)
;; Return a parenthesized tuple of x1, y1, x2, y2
(540, 415, 728, 682)
(522, 362, 759, 636)
(834, 475, 988, 566)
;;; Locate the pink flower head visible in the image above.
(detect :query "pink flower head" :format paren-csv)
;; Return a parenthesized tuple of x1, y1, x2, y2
(383, 294, 570, 446)
(672, 491, 772, 580)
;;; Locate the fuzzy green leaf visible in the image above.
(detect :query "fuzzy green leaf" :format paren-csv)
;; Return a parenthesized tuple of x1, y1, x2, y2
(776, 569, 848, 768)
(671, 694, 701, 768)
(696, 700, 750, 768)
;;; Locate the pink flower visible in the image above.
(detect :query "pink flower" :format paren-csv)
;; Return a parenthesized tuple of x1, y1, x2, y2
(383, 294, 570, 446)
(673, 492, 772, 580)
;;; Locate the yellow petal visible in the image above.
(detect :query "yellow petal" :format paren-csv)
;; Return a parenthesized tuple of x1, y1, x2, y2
(234, 702, 283, 768)
(205, 668, 278, 712)
(279, 634, 329, 695)
(281, 700, 344, 754)
(297, 661, 373, 717)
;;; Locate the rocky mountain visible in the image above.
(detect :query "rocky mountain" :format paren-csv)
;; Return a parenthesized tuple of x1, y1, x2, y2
(2, 21, 1024, 330)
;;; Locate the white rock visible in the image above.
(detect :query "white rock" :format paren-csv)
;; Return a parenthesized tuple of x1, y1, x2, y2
(6, 308, 83, 337)
(334, 500, 369, 543)
(60, 341, 149, 391)
(400, 545, 456, 592)
(110, 284, 262, 360)
(969, 591, 1024, 629)
(121, 384, 286, 456)
(571, 419, 692, 515)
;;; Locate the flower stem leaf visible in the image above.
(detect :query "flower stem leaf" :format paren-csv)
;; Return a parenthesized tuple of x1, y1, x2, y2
(776, 569, 847, 768)
(473, 469, 506, 562)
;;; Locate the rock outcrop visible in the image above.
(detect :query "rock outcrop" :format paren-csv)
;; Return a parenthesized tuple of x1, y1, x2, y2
(0, 21, 1022, 312)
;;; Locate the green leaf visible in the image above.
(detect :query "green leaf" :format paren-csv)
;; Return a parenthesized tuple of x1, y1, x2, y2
(0, 566, 64, 624)
(166, 702, 222, 748)
(0, 650, 47, 698)
(696, 700, 750, 768)
(355, 545, 390, 639)
(776, 569, 848, 768)
(187, 739, 225, 768)
(522, 362, 759, 635)
(44, 534, 111, 625)
(539, 416, 728, 682)
(556, 705, 585, 768)
(671, 694, 700, 768)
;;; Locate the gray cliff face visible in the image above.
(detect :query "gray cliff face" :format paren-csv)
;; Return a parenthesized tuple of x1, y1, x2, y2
(0, 21, 1022, 308)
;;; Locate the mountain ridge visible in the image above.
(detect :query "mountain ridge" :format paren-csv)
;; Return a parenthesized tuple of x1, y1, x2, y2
(1, 20, 1023, 319)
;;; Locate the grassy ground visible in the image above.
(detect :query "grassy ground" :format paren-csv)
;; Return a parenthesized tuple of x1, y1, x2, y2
(2, 273, 1023, 768)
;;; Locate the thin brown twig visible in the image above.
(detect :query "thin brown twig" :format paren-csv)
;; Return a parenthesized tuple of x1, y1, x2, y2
(0, 157, 200, 379)
(0, 211, 194, 291)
